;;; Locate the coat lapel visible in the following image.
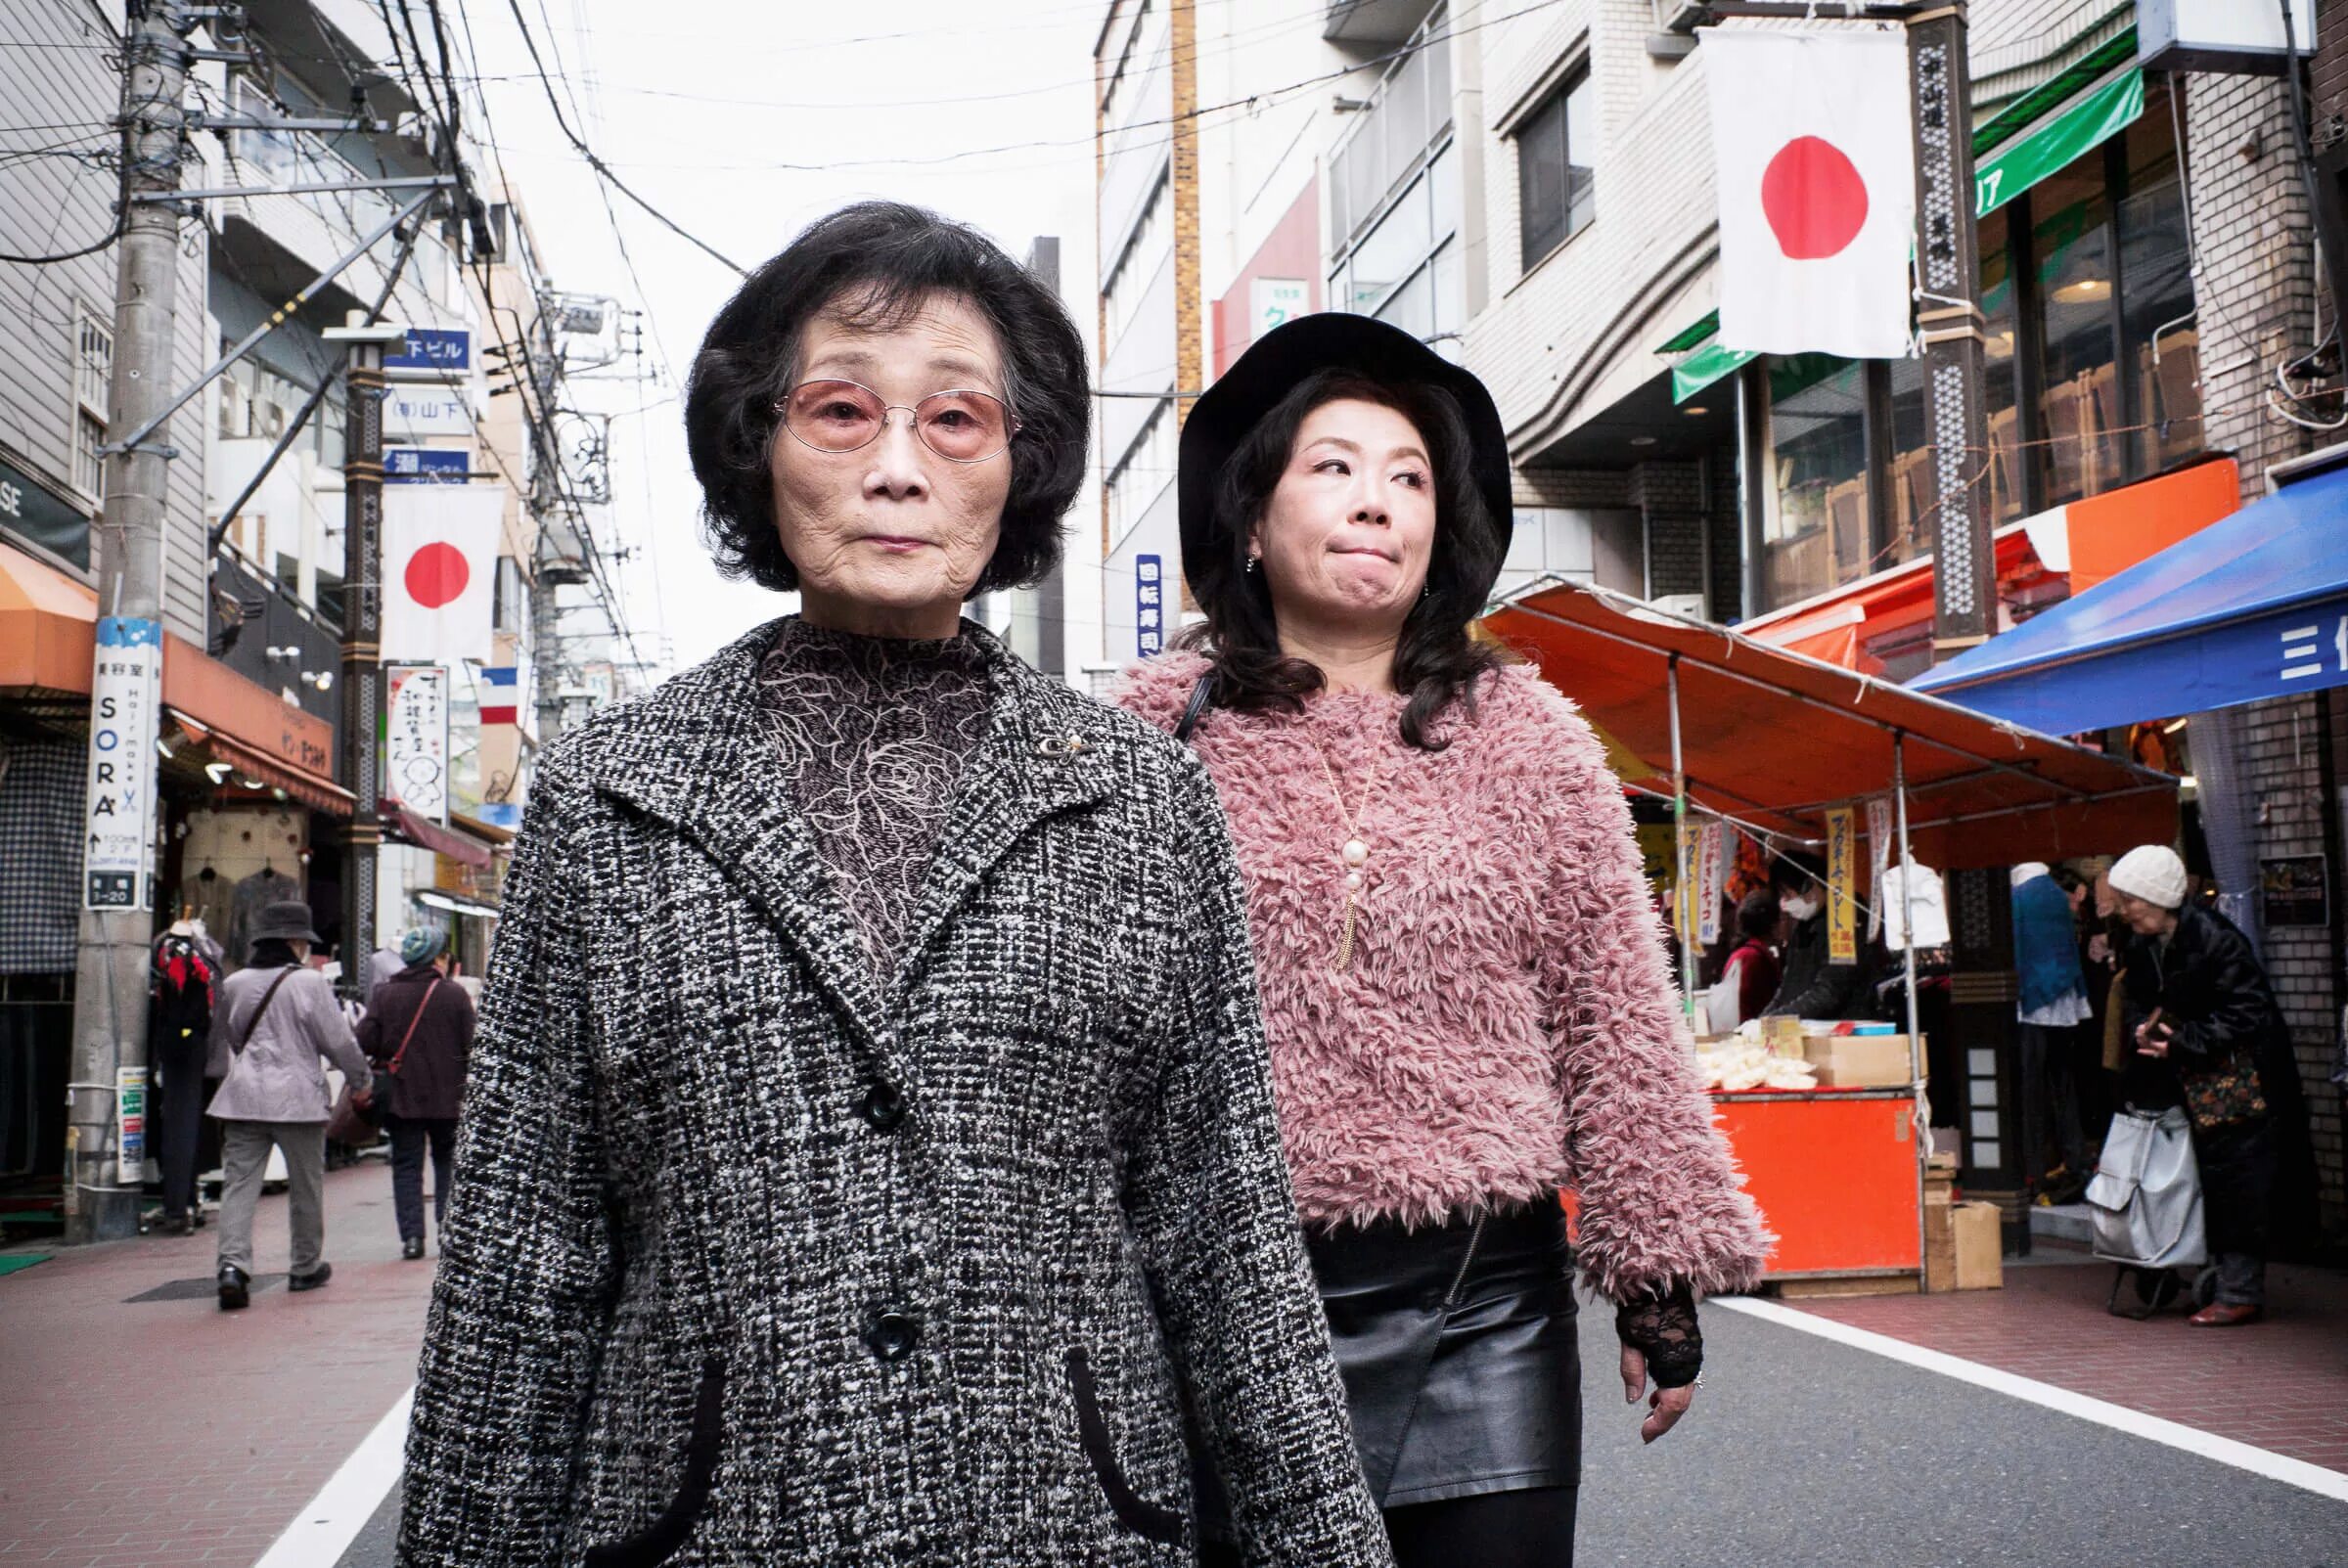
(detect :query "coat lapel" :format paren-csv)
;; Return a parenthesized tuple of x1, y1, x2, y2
(890, 641, 1120, 1003)
(581, 620, 890, 1053)
(576, 618, 1126, 1056)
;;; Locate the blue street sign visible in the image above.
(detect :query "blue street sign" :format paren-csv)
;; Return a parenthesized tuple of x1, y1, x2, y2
(1136, 554, 1165, 658)
(384, 447, 472, 484)
(384, 327, 472, 375)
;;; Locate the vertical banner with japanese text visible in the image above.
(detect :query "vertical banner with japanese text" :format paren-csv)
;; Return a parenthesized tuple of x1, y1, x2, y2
(1867, 796, 1895, 940)
(1135, 554, 1166, 657)
(1827, 806, 1859, 963)
(385, 665, 450, 823)
(1696, 821, 1730, 946)
(115, 1066, 147, 1186)
(85, 616, 160, 910)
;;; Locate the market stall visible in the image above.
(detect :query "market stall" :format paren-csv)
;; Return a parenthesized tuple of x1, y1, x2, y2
(1483, 579, 2180, 1287)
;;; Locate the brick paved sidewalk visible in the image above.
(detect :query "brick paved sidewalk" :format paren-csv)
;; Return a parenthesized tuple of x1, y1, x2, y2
(1783, 1242, 2348, 1476)
(0, 1160, 436, 1568)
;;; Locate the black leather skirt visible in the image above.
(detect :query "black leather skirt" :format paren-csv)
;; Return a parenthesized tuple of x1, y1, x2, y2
(1308, 1201, 1581, 1508)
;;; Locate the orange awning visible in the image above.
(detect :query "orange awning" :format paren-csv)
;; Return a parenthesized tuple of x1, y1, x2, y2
(1482, 581, 2178, 870)
(4, 540, 348, 814)
(0, 540, 98, 694)
(1740, 458, 2239, 673)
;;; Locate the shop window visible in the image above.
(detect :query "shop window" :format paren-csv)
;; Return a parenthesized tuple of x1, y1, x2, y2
(1105, 399, 1176, 548)
(1764, 356, 1871, 609)
(2031, 164, 2122, 507)
(1516, 70, 1595, 270)
(1329, 6, 1453, 245)
(72, 308, 111, 500)
(1978, 205, 2025, 524)
(2118, 83, 2199, 477)
(1103, 174, 1169, 352)
(1885, 357, 1932, 567)
(1332, 145, 1462, 345)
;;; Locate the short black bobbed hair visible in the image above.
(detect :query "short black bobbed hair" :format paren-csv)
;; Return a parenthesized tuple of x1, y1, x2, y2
(684, 201, 1091, 596)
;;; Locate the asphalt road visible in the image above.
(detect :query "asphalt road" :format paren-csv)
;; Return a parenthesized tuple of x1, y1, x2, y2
(338, 1297, 2347, 1565)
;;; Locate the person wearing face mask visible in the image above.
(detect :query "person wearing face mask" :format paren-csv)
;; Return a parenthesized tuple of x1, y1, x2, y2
(1117, 314, 1768, 1567)
(1761, 852, 1877, 1021)
(398, 204, 1389, 1567)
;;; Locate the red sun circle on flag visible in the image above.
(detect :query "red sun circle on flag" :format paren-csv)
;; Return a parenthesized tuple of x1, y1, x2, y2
(1760, 135, 1870, 260)
(404, 542, 471, 609)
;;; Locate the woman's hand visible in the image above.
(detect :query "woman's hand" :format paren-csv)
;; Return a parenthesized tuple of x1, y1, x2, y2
(2088, 933, 2110, 964)
(1620, 1343, 1695, 1444)
(1615, 1280, 1703, 1444)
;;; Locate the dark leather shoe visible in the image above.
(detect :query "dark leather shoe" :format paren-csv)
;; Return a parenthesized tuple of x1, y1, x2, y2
(401, 1236, 426, 1261)
(287, 1262, 333, 1292)
(2189, 1302, 2263, 1327)
(217, 1265, 249, 1311)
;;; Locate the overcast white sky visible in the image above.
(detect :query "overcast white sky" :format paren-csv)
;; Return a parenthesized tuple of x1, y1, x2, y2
(452, 0, 1108, 670)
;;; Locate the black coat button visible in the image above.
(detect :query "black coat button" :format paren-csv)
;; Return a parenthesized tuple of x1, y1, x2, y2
(865, 1307, 918, 1362)
(859, 1082, 907, 1132)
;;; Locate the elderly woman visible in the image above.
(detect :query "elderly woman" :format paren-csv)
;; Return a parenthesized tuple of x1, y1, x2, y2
(2108, 845, 2311, 1326)
(1118, 315, 1768, 1567)
(398, 205, 1390, 1566)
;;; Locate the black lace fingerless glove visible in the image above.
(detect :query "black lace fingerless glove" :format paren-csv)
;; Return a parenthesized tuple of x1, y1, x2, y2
(1614, 1279, 1703, 1389)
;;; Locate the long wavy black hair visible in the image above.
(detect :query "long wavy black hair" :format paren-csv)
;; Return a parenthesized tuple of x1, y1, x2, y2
(1178, 369, 1509, 750)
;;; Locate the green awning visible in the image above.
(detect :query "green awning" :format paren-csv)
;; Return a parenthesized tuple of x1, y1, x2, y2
(1671, 337, 1756, 404)
(1975, 68, 2143, 217)
(1666, 61, 2145, 404)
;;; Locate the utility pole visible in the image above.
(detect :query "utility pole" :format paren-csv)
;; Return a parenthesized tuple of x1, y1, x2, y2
(65, 0, 188, 1243)
(1906, 3, 1997, 659)
(324, 314, 408, 994)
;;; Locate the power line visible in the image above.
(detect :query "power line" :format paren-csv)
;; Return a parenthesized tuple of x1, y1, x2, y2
(497, 0, 745, 275)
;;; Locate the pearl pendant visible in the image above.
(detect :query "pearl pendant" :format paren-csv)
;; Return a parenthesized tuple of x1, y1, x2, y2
(1342, 838, 1369, 868)
(1344, 870, 1364, 891)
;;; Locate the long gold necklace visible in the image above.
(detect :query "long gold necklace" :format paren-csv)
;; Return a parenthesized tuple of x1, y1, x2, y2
(1313, 743, 1381, 975)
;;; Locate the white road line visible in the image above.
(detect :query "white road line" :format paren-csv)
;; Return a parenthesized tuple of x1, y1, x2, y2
(1713, 1296, 2348, 1503)
(253, 1385, 413, 1568)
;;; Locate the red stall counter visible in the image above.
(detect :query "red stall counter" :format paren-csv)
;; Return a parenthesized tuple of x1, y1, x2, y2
(1710, 1088, 1922, 1280)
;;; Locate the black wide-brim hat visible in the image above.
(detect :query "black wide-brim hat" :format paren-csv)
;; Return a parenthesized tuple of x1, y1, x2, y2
(1176, 312, 1513, 584)
(250, 899, 323, 946)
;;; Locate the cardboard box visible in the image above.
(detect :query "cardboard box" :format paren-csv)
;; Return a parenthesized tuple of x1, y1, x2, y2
(1759, 1015, 1806, 1056)
(1802, 1034, 1919, 1088)
(1952, 1201, 2003, 1290)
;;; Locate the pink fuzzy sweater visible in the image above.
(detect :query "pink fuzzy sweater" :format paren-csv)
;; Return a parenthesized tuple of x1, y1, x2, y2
(1117, 652, 1770, 1302)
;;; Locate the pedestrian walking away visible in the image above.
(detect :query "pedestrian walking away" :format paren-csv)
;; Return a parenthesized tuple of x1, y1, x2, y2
(203, 900, 373, 1309)
(2108, 845, 2317, 1325)
(2012, 863, 2092, 1202)
(1118, 312, 1769, 1568)
(356, 925, 474, 1261)
(148, 918, 223, 1234)
(396, 203, 1390, 1567)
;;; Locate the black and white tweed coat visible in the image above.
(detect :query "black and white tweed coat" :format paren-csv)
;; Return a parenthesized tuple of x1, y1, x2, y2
(396, 618, 1390, 1568)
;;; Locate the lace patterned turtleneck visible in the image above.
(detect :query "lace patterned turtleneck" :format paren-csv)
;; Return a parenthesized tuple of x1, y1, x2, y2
(753, 616, 993, 977)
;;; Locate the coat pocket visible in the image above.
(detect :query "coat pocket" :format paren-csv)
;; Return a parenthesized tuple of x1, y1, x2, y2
(1064, 1346, 1185, 1546)
(582, 1358, 726, 1568)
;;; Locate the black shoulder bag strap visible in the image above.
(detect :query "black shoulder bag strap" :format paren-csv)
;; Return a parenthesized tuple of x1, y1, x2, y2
(1172, 670, 1214, 744)
(234, 966, 298, 1056)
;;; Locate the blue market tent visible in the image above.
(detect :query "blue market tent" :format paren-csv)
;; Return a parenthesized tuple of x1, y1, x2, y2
(1912, 463, 2348, 733)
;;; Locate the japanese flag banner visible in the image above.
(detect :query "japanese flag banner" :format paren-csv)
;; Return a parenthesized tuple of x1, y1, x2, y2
(383, 484, 501, 664)
(1706, 24, 1917, 359)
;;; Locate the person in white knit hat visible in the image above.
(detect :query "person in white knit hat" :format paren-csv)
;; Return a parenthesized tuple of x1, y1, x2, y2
(2107, 844, 2307, 1325)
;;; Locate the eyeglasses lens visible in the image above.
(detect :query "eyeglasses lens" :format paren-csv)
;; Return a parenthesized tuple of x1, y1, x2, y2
(915, 390, 1011, 461)
(787, 381, 885, 452)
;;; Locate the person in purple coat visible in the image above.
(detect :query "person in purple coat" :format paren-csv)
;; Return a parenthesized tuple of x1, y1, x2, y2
(358, 926, 475, 1260)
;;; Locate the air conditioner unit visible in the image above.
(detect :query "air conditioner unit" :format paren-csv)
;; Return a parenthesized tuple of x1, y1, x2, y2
(255, 399, 287, 438)
(1651, 593, 1708, 622)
